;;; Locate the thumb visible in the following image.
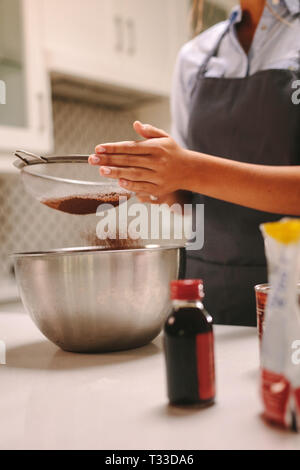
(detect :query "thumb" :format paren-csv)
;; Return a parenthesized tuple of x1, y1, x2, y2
(133, 120, 169, 139)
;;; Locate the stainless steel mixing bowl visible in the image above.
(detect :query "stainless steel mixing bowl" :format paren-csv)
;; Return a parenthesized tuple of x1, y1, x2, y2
(12, 245, 185, 352)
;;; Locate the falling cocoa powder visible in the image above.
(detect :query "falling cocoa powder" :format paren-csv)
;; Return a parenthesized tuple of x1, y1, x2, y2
(42, 192, 131, 215)
(83, 230, 142, 249)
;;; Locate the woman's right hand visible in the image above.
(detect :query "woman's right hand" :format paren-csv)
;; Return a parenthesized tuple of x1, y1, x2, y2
(89, 120, 192, 204)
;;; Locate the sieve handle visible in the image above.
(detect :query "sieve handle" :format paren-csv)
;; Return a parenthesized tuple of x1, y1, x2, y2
(14, 149, 48, 165)
(13, 151, 90, 169)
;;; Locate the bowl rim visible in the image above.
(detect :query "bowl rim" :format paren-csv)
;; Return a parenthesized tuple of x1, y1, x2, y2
(255, 282, 300, 293)
(10, 244, 185, 258)
(22, 162, 127, 188)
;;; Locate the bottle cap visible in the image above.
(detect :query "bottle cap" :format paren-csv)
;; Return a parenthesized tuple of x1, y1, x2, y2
(170, 279, 204, 301)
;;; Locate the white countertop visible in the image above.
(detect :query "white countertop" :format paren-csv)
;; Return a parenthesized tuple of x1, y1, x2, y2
(0, 310, 299, 450)
(0, 279, 20, 304)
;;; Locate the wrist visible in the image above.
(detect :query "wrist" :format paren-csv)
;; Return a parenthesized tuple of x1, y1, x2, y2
(179, 149, 210, 192)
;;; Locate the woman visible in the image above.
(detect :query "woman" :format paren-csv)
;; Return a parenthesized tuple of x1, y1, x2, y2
(89, 0, 300, 326)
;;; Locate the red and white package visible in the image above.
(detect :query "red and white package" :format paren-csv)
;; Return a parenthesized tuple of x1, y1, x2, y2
(260, 219, 300, 431)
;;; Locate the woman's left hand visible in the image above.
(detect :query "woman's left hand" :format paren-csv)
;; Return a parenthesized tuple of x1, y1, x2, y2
(88, 121, 190, 203)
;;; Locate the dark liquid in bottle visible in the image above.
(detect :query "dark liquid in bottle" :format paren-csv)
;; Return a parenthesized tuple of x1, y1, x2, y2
(164, 306, 215, 406)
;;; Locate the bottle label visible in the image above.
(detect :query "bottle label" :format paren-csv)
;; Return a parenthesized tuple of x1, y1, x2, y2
(261, 369, 290, 426)
(294, 387, 300, 418)
(196, 332, 215, 401)
(256, 290, 267, 343)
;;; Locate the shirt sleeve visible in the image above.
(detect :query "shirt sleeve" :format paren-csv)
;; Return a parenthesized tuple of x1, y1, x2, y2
(171, 48, 190, 149)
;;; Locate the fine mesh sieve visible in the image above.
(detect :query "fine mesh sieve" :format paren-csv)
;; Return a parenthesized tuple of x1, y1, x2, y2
(13, 150, 133, 215)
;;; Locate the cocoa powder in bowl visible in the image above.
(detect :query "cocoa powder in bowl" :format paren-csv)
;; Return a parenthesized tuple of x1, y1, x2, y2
(42, 192, 131, 215)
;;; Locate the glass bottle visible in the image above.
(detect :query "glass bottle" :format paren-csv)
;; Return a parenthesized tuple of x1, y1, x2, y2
(164, 279, 215, 406)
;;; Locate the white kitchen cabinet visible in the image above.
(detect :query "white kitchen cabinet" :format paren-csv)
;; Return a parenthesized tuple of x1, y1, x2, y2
(0, 0, 53, 155)
(112, 0, 178, 94)
(42, 0, 116, 79)
(42, 0, 190, 97)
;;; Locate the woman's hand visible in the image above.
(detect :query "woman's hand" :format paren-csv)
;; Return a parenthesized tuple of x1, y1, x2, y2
(88, 121, 190, 203)
(89, 121, 300, 215)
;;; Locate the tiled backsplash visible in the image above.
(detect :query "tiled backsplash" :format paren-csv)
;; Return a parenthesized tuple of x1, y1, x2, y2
(51, 96, 138, 155)
(0, 97, 139, 278)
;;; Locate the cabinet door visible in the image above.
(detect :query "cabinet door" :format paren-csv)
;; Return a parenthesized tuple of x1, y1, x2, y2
(0, 0, 53, 153)
(42, 0, 121, 82)
(119, 0, 173, 94)
(42, 0, 190, 97)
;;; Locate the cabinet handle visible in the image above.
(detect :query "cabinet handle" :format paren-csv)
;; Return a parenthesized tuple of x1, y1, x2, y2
(37, 93, 45, 133)
(127, 18, 136, 56)
(114, 16, 123, 52)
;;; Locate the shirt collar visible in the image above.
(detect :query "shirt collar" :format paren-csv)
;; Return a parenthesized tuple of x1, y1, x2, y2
(284, 0, 300, 14)
(229, 1, 300, 23)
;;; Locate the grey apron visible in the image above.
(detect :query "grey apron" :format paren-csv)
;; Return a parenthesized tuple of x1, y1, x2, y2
(186, 21, 300, 326)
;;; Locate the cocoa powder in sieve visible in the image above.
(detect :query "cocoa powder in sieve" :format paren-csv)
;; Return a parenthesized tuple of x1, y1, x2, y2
(42, 193, 131, 215)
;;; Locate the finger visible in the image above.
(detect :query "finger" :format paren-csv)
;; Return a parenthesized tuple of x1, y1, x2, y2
(119, 179, 159, 194)
(90, 154, 156, 169)
(133, 120, 169, 139)
(95, 140, 152, 155)
(89, 154, 101, 165)
(100, 166, 156, 183)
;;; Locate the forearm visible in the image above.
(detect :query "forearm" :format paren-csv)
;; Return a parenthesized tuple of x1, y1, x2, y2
(183, 150, 300, 215)
(89, 122, 300, 215)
